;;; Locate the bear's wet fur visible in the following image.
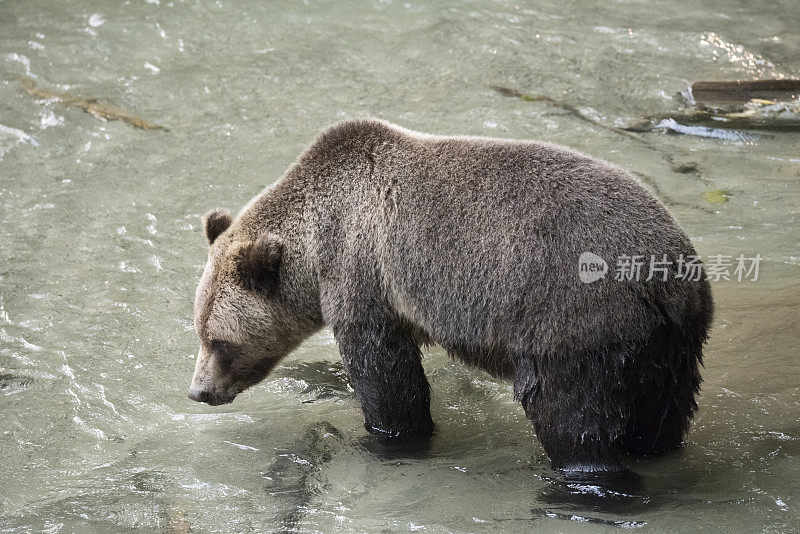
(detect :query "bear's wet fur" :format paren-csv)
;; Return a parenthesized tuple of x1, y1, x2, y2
(191, 118, 713, 473)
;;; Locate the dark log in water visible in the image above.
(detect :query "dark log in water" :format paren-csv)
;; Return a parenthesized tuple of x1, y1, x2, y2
(688, 79, 800, 110)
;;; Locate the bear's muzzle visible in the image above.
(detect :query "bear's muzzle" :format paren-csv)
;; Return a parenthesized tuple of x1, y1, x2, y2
(187, 387, 237, 406)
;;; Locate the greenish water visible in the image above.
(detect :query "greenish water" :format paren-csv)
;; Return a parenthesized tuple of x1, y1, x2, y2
(1, 1, 798, 532)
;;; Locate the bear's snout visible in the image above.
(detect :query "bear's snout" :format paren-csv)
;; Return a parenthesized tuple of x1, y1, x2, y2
(189, 345, 240, 405)
(187, 387, 236, 406)
(187, 388, 211, 403)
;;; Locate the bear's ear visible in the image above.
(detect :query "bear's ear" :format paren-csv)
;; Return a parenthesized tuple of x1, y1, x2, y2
(204, 210, 232, 245)
(241, 234, 283, 292)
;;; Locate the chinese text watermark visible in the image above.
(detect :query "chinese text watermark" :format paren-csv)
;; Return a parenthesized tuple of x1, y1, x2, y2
(578, 252, 761, 284)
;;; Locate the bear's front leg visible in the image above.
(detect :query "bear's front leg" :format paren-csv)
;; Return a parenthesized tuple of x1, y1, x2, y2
(336, 322, 434, 441)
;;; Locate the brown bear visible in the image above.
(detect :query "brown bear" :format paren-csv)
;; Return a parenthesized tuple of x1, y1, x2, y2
(188, 118, 713, 473)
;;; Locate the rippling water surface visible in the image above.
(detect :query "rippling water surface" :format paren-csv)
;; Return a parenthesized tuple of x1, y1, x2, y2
(1, 1, 799, 532)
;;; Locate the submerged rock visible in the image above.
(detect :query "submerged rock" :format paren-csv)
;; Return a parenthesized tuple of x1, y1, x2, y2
(262, 422, 344, 532)
(670, 161, 699, 174)
(703, 189, 731, 204)
(0, 372, 33, 394)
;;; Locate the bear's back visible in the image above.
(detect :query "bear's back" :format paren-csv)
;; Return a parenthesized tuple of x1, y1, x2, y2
(365, 122, 702, 359)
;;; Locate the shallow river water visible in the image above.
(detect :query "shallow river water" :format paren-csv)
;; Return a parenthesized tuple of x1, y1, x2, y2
(1, 1, 799, 532)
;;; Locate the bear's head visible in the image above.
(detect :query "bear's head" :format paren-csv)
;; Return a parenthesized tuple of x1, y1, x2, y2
(188, 209, 314, 405)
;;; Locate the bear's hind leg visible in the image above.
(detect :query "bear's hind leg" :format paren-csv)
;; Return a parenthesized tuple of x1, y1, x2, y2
(336, 322, 434, 441)
(621, 395, 685, 456)
(620, 331, 702, 456)
(514, 352, 628, 473)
